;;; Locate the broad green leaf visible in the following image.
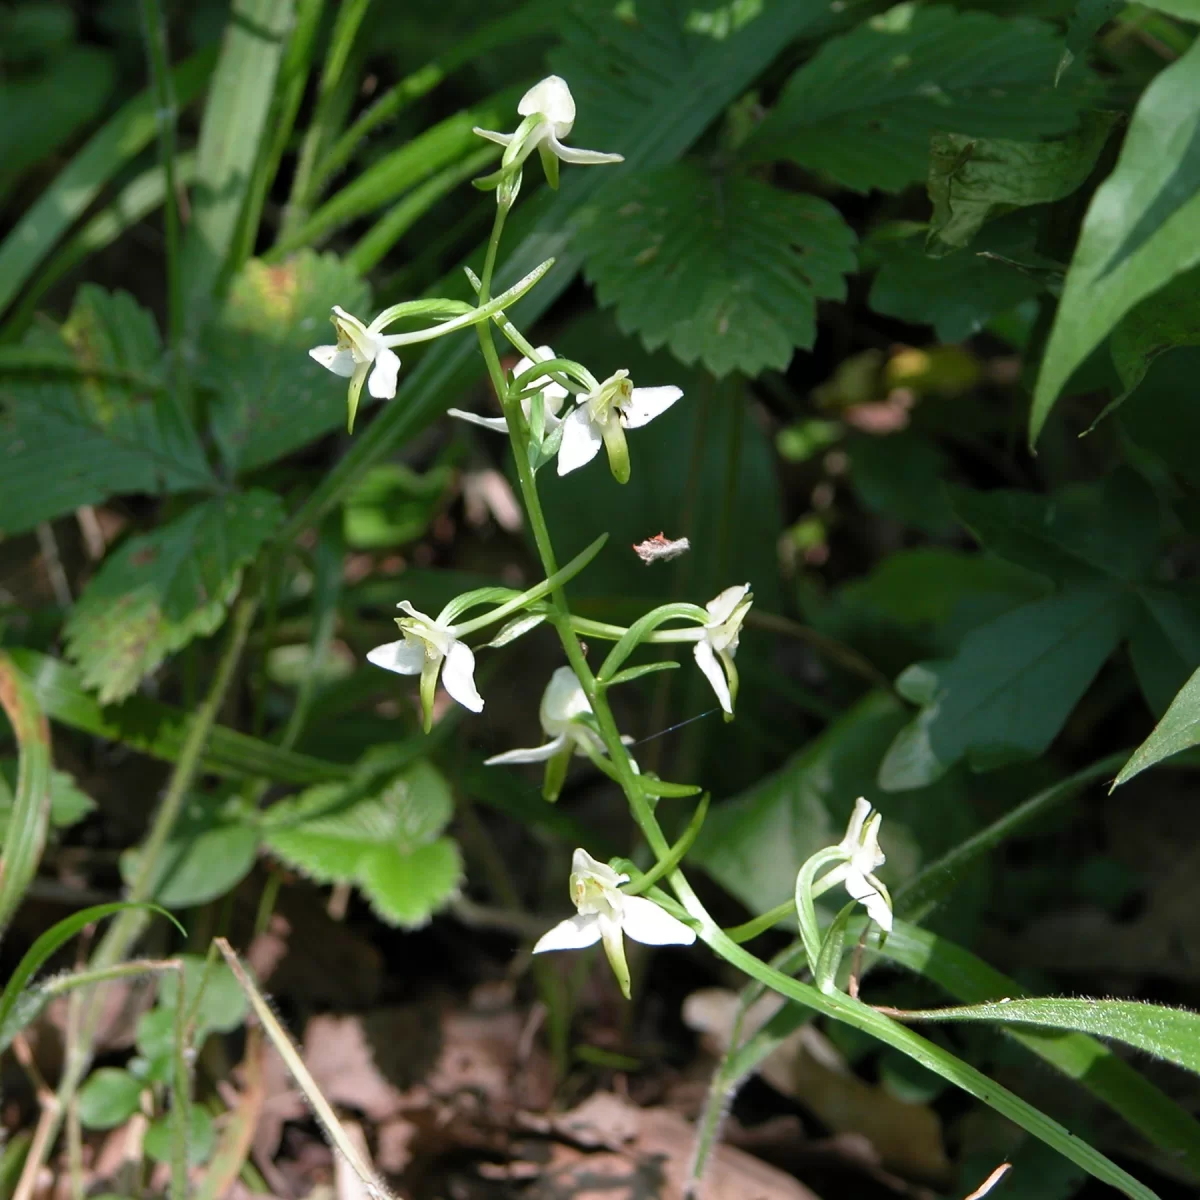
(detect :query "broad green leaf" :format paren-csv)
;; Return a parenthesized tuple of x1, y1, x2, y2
(926, 114, 1116, 255)
(158, 954, 248, 1036)
(879, 921, 1200, 1178)
(1128, 585, 1200, 718)
(1057, 0, 1123, 82)
(576, 162, 855, 376)
(1109, 265, 1200, 401)
(280, 0, 842, 540)
(867, 219, 1047, 342)
(745, 3, 1091, 193)
(64, 491, 284, 704)
(880, 583, 1132, 789)
(78, 1069, 142, 1130)
(120, 794, 258, 908)
(10, 649, 350, 786)
(262, 760, 461, 927)
(1032, 35, 1200, 443)
(144, 1104, 214, 1167)
(0, 44, 114, 194)
(0, 652, 51, 938)
(895, 993, 1200, 1078)
(693, 692, 972, 915)
(183, 0, 291, 314)
(0, 760, 94, 838)
(950, 473, 1161, 585)
(1115, 664, 1200, 786)
(845, 431, 955, 534)
(203, 252, 370, 472)
(0, 287, 214, 534)
(0, 49, 214, 321)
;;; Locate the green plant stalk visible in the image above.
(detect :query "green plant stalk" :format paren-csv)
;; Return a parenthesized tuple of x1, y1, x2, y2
(170, 961, 190, 1200)
(475, 203, 1157, 1200)
(36, 596, 259, 1181)
(137, 0, 184, 355)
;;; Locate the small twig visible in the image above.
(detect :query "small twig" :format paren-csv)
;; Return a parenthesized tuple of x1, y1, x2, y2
(35, 522, 72, 607)
(964, 1162, 1012, 1200)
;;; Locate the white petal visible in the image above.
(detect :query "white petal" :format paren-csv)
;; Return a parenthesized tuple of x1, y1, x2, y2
(485, 734, 568, 765)
(441, 640, 484, 712)
(572, 847, 628, 887)
(620, 385, 682, 429)
(309, 345, 357, 377)
(446, 407, 510, 433)
(473, 126, 514, 147)
(366, 639, 425, 676)
(519, 75, 575, 129)
(516, 345, 569, 408)
(546, 136, 624, 166)
(693, 640, 732, 715)
(556, 407, 603, 476)
(396, 600, 432, 623)
(706, 583, 751, 625)
(844, 867, 893, 932)
(620, 895, 697, 946)
(533, 913, 602, 953)
(368, 347, 401, 399)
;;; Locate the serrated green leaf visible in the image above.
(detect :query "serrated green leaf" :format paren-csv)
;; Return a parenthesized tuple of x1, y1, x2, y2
(359, 837, 463, 927)
(577, 162, 854, 376)
(1115, 664, 1200, 787)
(0, 759, 94, 838)
(0, 287, 214, 534)
(203, 251, 370, 472)
(120, 794, 258, 908)
(64, 491, 284, 704)
(262, 760, 460, 927)
(926, 114, 1117, 255)
(746, 3, 1090, 193)
(78, 1068, 142, 1131)
(1032, 35, 1200, 443)
(880, 584, 1132, 790)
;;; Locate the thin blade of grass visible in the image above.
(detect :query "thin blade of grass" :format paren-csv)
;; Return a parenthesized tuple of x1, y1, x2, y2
(0, 652, 51, 939)
(0, 49, 214, 326)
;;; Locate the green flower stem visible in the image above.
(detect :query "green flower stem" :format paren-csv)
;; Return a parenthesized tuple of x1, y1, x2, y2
(724, 898, 797, 944)
(452, 533, 608, 636)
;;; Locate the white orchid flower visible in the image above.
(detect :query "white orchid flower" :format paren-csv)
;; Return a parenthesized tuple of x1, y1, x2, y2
(447, 345, 569, 435)
(692, 584, 753, 716)
(367, 602, 483, 731)
(309, 305, 405, 432)
(558, 370, 682, 482)
(533, 847, 695, 998)
(475, 76, 623, 188)
(821, 798, 893, 932)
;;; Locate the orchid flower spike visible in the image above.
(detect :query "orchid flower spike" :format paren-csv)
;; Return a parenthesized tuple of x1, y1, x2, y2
(823, 798, 893, 932)
(309, 306, 403, 432)
(447, 345, 569, 435)
(533, 848, 696, 998)
(367, 603, 483, 731)
(558, 370, 682, 482)
(485, 666, 619, 801)
(475, 76, 623, 190)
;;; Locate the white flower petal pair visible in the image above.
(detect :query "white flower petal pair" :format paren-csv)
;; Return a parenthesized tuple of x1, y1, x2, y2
(309, 306, 403, 431)
(484, 666, 599, 765)
(366, 602, 482, 730)
(533, 848, 695, 998)
(826, 797, 893, 932)
(475, 76, 624, 176)
(690, 584, 753, 715)
(558, 371, 683, 481)
(447, 345, 569, 436)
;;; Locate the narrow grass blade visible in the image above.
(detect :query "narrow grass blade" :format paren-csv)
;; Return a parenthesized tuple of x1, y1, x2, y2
(8, 649, 349, 786)
(0, 49, 214, 324)
(182, 0, 291, 318)
(0, 652, 52, 938)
